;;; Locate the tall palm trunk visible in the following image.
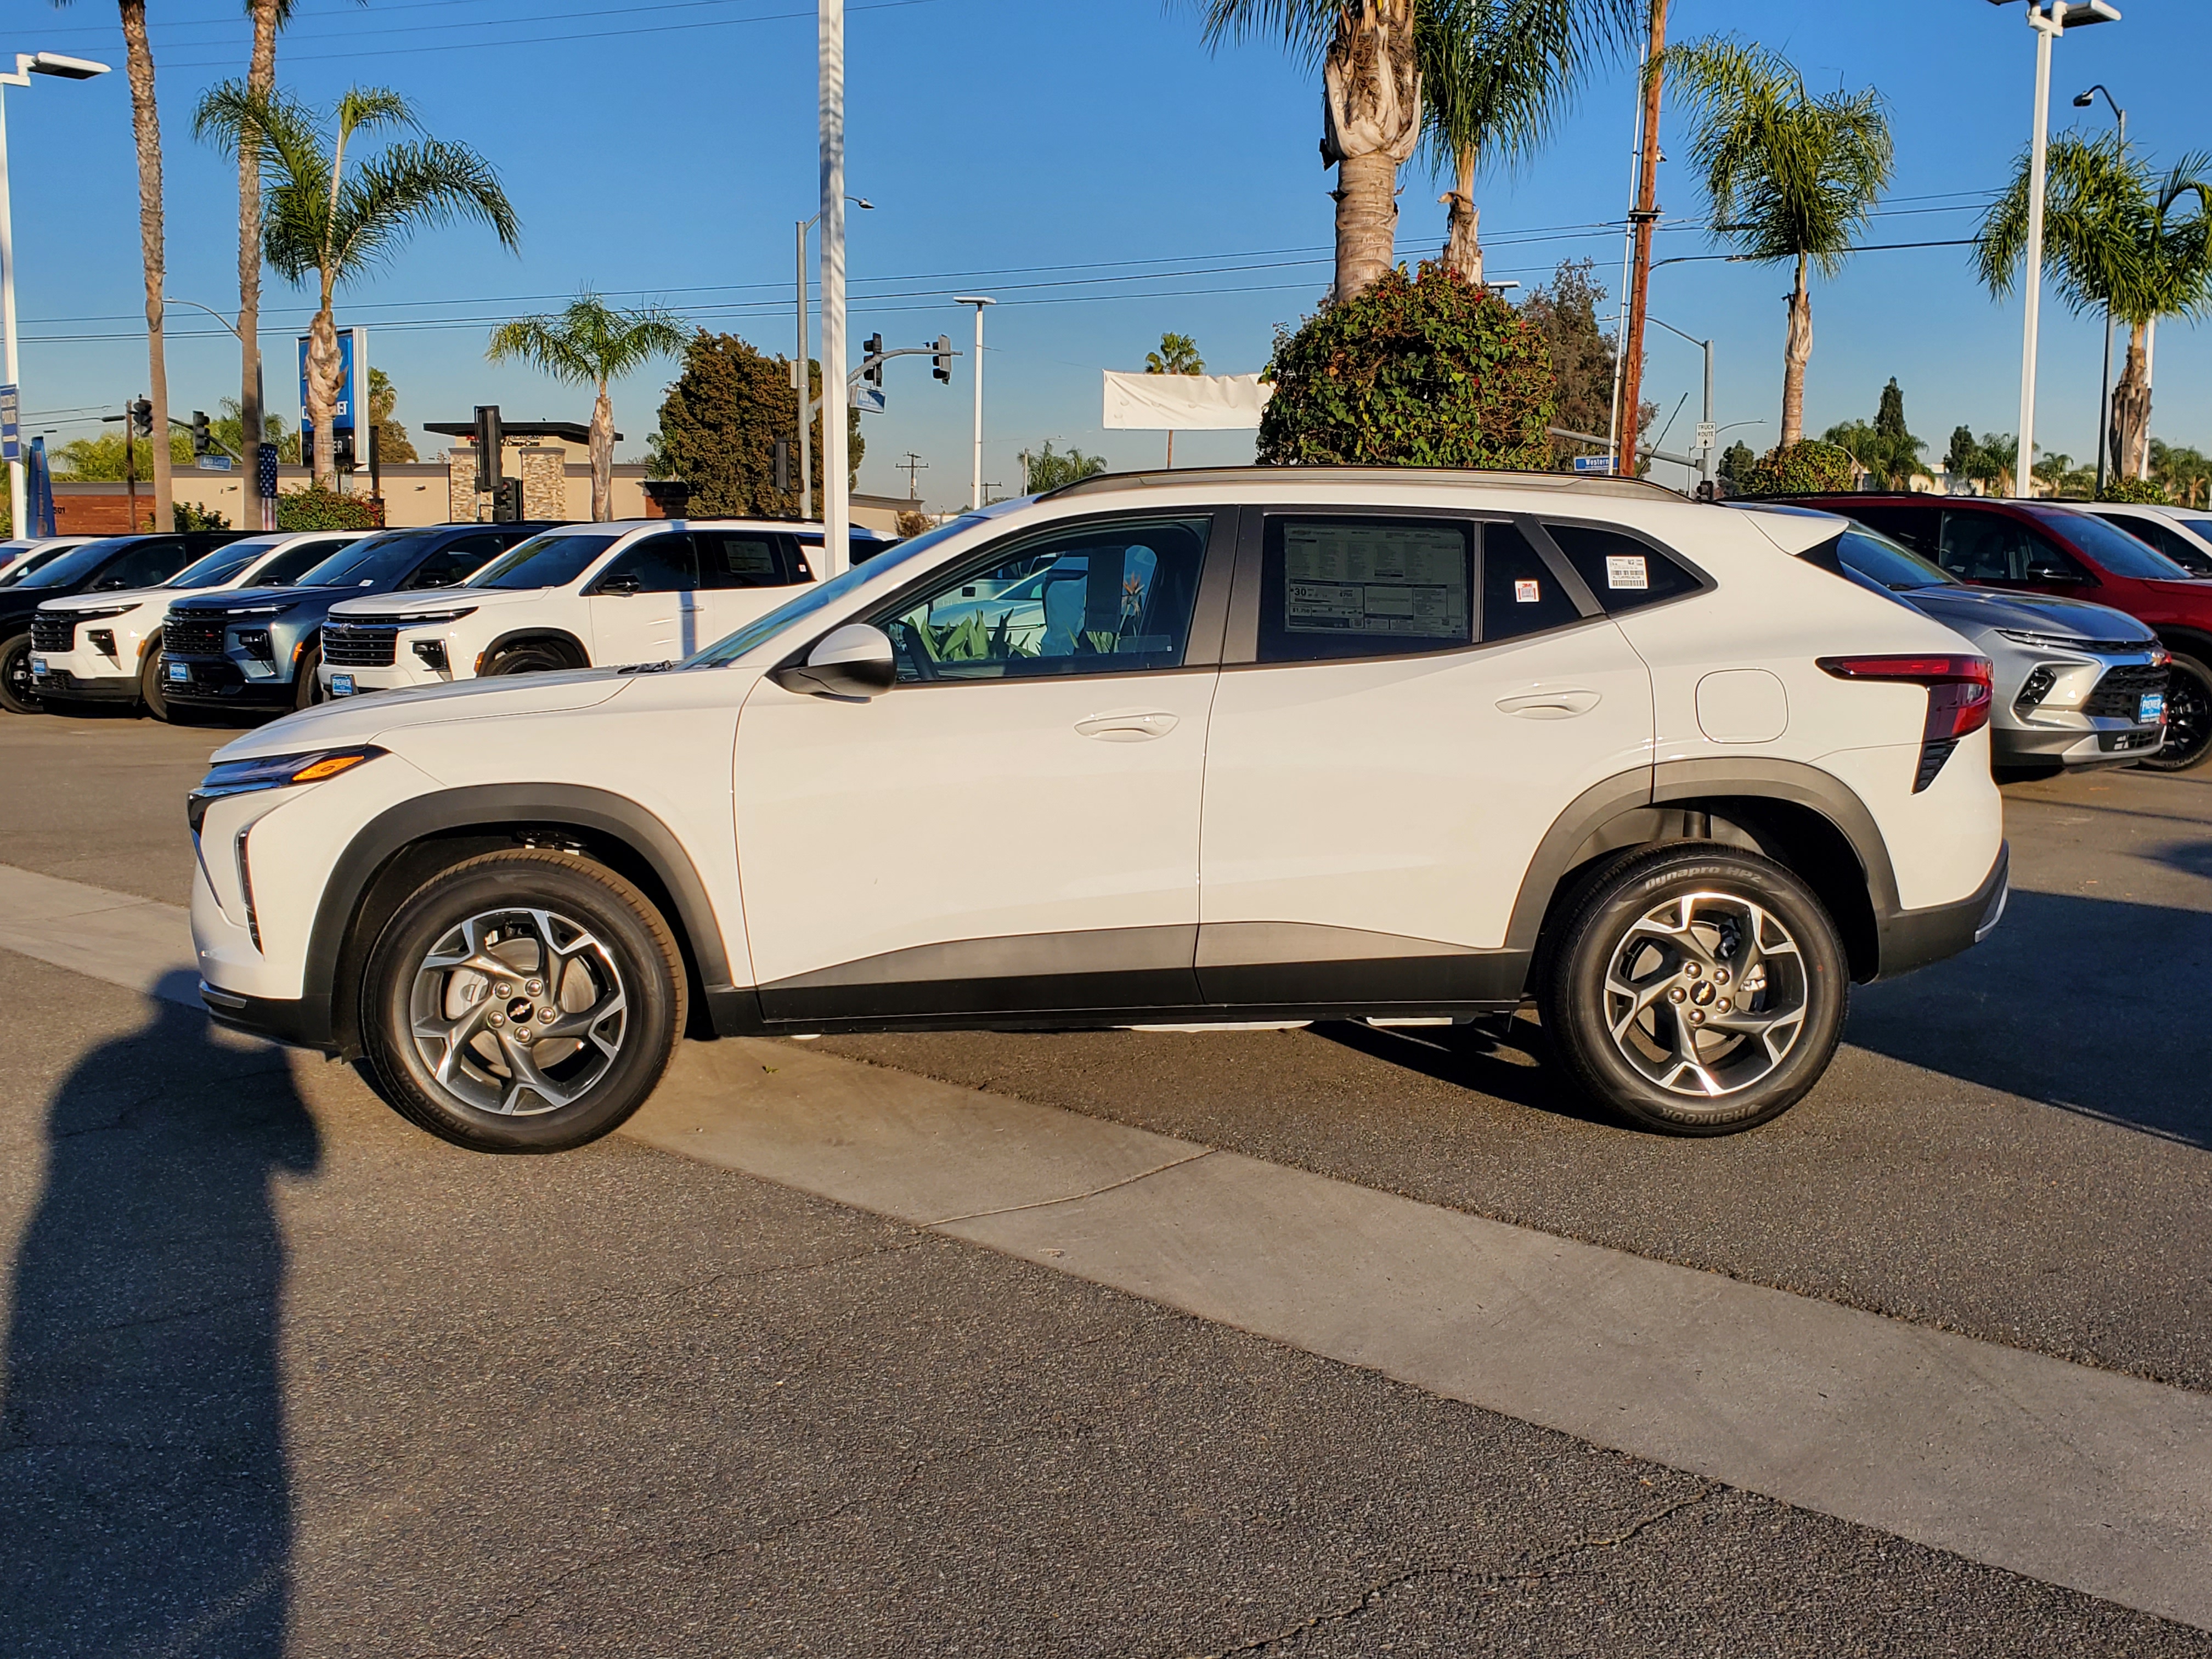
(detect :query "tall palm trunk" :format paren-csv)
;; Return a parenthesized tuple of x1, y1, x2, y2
(1323, 0, 1422, 304)
(119, 2, 171, 528)
(239, 0, 281, 521)
(1780, 253, 1812, 448)
(1441, 144, 1481, 285)
(2111, 320, 2151, 484)
(306, 294, 340, 489)
(589, 380, 614, 521)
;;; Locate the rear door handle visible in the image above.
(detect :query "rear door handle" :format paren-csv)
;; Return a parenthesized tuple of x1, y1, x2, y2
(1496, 687, 1602, 719)
(1075, 709, 1180, 742)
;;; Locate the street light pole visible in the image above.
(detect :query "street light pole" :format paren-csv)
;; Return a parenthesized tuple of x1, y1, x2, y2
(794, 195, 872, 522)
(818, 0, 850, 574)
(2075, 83, 2124, 494)
(1646, 313, 1713, 490)
(954, 296, 994, 509)
(0, 52, 110, 536)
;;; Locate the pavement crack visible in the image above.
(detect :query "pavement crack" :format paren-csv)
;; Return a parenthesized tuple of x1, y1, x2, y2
(924, 1148, 1216, 1229)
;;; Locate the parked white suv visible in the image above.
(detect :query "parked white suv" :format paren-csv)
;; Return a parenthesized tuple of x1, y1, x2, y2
(32, 531, 368, 718)
(314, 518, 892, 697)
(190, 469, 2007, 1152)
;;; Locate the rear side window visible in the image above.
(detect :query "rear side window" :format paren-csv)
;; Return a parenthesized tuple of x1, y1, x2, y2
(404, 533, 508, 591)
(1544, 523, 1701, 612)
(91, 538, 193, 590)
(1259, 517, 1473, 663)
(696, 531, 795, 589)
(1846, 504, 1942, 558)
(2124, 515, 2211, 574)
(1481, 522, 1584, 640)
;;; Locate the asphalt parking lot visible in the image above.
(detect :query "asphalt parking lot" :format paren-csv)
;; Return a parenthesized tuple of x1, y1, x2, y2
(2, 706, 2210, 1656)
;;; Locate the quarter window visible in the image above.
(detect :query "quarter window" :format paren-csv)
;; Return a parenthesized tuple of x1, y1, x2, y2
(879, 516, 1207, 683)
(1482, 522, 1584, 640)
(1545, 523, 1701, 612)
(1259, 516, 1473, 663)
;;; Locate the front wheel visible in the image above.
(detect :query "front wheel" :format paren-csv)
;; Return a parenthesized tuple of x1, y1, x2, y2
(359, 849, 687, 1153)
(138, 646, 172, 720)
(2137, 651, 2212, 773)
(1538, 844, 1849, 1136)
(483, 640, 576, 677)
(0, 633, 43, 715)
(293, 644, 324, 712)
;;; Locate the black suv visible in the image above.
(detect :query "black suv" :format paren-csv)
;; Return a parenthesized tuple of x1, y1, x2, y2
(1, 531, 246, 714)
(160, 522, 560, 714)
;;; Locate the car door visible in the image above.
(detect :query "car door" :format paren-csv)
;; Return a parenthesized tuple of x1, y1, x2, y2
(732, 509, 1228, 1025)
(1195, 509, 1654, 1008)
(692, 529, 811, 647)
(585, 532, 698, 665)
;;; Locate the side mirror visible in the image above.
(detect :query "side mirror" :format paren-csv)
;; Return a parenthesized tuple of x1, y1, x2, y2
(597, 574, 641, 597)
(2025, 563, 2084, 584)
(772, 622, 896, 699)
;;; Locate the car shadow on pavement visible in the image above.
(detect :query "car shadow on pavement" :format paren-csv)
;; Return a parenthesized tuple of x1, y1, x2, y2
(1848, 887, 2212, 1151)
(1, 995, 319, 1657)
(1311, 1017, 1635, 1132)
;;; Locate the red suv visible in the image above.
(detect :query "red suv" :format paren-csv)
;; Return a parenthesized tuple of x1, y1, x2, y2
(1764, 494, 2212, 771)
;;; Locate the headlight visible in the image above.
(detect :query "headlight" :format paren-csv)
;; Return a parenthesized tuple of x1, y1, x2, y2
(1994, 629, 2096, 651)
(67, 603, 140, 622)
(396, 607, 478, 627)
(187, 746, 385, 832)
(227, 603, 298, 618)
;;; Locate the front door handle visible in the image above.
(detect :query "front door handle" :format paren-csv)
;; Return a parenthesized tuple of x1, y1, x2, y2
(1075, 709, 1180, 742)
(1496, 687, 1602, 719)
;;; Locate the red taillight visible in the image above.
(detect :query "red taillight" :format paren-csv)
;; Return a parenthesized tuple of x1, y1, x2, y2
(1818, 654, 1994, 791)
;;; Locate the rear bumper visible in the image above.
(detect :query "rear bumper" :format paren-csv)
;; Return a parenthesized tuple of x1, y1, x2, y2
(1873, 841, 2008, 981)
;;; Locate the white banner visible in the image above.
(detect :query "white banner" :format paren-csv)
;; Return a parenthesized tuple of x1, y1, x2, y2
(1102, 370, 1273, 431)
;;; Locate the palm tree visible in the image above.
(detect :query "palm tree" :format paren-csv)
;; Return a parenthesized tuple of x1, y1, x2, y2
(1976, 134, 2212, 483)
(487, 294, 687, 521)
(54, 1, 171, 525)
(1666, 38, 1893, 448)
(1143, 331, 1205, 466)
(1420, 0, 1638, 285)
(1194, 1, 1423, 303)
(196, 84, 518, 489)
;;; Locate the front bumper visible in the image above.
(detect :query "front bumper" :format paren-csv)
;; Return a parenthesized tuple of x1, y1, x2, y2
(199, 980, 335, 1052)
(30, 661, 140, 702)
(321, 656, 449, 697)
(1874, 840, 2009, 981)
(162, 653, 300, 708)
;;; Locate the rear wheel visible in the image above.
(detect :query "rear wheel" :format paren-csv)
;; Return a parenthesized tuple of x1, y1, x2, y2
(360, 849, 687, 1153)
(138, 646, 171, 720)
(483, 639, 576, 677)
(2138, 651, 2212, 773)
(0, 633, 42, 715)
(1539, 844, 1849, 1136)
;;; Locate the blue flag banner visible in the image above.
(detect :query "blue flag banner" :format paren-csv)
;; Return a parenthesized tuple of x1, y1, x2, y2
(26, 437, 55, 537)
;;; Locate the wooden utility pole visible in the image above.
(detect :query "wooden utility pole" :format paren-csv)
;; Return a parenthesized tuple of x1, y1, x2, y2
(1615, 0, 1669, 479)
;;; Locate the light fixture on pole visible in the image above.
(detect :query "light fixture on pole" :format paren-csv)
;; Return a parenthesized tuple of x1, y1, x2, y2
(794, 194, 871, 521)
(953, 296, 995, 510)
(2073, 84, 2124, 494)
(818, 0, 851, 575)
(1994, 0, 2120, 501)
(0, 51, 110, 537)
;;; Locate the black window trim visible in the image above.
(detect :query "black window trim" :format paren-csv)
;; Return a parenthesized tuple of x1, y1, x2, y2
(1527, 513, 1717, 617)
(583, 529, 700, 597)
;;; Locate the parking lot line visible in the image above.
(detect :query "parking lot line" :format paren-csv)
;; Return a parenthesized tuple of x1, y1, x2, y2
(5, 859, 2210, 1632)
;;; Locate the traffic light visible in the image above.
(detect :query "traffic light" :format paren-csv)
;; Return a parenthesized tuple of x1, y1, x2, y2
(932, 336, 953, 383)
(129, 398, 153, 437)
(491, 477, 523, 523)
(862, 334, 884, 388)
(473, 404, 503, 494)
(190, 411, 212, 458)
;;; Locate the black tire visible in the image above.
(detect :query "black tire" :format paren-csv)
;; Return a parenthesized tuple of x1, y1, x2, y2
(138, 646, 171, 720)
(360, 849, 687, 1153)
(0, 632, 43, 715)
(2137, 650, 2212, 773)
(292, 644, 324, 712)
(1538, 844, 1849, 1137)
(483, 640, 577, 677)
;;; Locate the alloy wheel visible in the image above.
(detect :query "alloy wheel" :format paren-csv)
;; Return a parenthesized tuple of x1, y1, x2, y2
(2161, 662, 2211, 768)
(1601, 890, 1809, 1099)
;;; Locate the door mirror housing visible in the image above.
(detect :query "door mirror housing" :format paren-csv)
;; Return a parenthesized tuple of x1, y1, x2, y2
(2024, 561, 2085, 584)
(772, 622, 897, 699)
(595, 574, 642, 597)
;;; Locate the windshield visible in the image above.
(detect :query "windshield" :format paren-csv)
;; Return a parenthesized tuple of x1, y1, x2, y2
(166, 535, 290, 590)
(2045, 509, 2198, 581)
(0, 544, 74, 588)
(1836, 525, 1957, 590)
(686, 515, 987, 668)
(471, 532, 622, 590)
(12, 538, 132, 590)
(296, 529, 442, 588)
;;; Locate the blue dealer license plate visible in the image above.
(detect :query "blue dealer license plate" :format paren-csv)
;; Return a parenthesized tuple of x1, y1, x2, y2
(2142, 692, 2165, 724)
(330, 673, 356, 696)
(166, 662, 189, 684)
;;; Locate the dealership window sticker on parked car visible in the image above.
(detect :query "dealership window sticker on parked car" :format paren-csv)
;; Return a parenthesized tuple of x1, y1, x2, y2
(1283, 522, 1468, 638)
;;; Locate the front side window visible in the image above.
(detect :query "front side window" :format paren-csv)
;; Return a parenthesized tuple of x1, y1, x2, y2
(404, 533, 510, 591)
(1939, 513, 2087, 584)
(879, 516, 1208, 682)
(254, 538, 354, 587)
(472, 532, 623, 590)
(299, 529, 441, 588)
(1259, 516, 1472, 663)
(167, 535, 288, 590)
(592, 533, 697, 594)
(90, 538, 193, 590)
(1545, 523, 1702, 612)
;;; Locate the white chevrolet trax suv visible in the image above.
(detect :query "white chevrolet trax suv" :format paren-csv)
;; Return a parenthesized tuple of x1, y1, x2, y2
(189, 469, 2008, 1152)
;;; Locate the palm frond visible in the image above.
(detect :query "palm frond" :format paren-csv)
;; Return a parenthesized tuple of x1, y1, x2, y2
(1186, 0, 1338, 54)
(487, 292, 686, 386)
(1418, 0, 1639, 182)
(329, 138, 520, 285)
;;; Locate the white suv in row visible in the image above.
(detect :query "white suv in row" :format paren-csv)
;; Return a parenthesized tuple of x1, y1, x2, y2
(189, 469, 2007, 1153)
(314, 519, 891, 696)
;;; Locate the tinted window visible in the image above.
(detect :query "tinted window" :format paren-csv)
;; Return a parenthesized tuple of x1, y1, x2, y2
(1546, 523, 1701, 611)
(403, 533, 509, 591)
(299, 529, 442, 587)
(2045, 510, 2198, 581)
(1259, 516, 1471, 663)
(13, 538, 138, 589)
(89, 538, 194, 590)
(0, 544, 76, 588)
(1845, 503, 1942, 558)
(1939, 514, 2087, 584)
(1481, 521, 1584, 640)
(473, 532, 622, 590)
(167, 535, 290, 590)
(255, 537, 354, 586)
(881, 516, 1207, 682)
(1833, 526, 1957, 590)
(697, 531, 796, 590)
(593, 533, 697, 594)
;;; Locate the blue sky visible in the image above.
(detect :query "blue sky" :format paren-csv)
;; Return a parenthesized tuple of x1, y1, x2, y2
(4, 0, 2208, 505)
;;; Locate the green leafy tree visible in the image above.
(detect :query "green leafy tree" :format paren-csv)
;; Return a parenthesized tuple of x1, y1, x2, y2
(1193, 0, 1421, 302)
(1717, 439, 1756, 487)
(1519, 258, 1651, 467)
(173, 500, 230, 531)
(1977, 134, 2212, 483)
(50, 430, 194, 480)
(648, 331, 862, 518)
(1823, 379, 1921, 488)
(2152, 439, 2211, 508)
(1260, 261, 1554, 467)
(1735, 439, 1857, 495)
(1021, 442, 1107, 493)
(1875, 376, 1907, 441)
(1945, 425, 1978, 478)
(1666, 37, 1894, 447)
(368, 366, 415, 463)
(195, 82, 518, 489)
(489, 292, 685, 520)
(276, 483, 381, 529)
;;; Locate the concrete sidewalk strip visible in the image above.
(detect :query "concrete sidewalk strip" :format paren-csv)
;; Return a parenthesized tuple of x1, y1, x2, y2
(5, 861, 2210, 1630)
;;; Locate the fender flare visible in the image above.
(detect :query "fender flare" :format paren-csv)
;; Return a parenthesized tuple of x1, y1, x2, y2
(475, 628, 590, 675)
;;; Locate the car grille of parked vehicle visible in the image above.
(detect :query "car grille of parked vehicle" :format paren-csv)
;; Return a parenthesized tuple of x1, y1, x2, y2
(320, 624, 400, 668)
(162, 618, 225, 658)
(29, 616, 74, 653)
(2084, 663, 2171, 721)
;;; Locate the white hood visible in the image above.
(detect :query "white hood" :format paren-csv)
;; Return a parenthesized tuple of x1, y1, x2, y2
(213, 667, 633, 761)
(40, 585, 171, 615)
(325, 586, 552, 622)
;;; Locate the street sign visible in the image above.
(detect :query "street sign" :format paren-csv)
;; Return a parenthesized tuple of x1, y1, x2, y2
(1572, 454, 1616, 475)
(0, 383, 19, 463)
(850, 385, 886, 414)
(196, 454, 234, 472)
(1696, 422, 1718, 452)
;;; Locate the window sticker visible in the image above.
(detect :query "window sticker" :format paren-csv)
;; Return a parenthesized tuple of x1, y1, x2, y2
(1282, 523, 1468, 639)
(1605, 553, 1649, 590)
(1514, 578, 1542, 603)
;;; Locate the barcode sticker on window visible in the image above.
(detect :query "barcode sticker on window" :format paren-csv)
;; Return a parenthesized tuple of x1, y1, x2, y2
(1514, 579, 1542, 603)
(1605, 554, 1649, 590)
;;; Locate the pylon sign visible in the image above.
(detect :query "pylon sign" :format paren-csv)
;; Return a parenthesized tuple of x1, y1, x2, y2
(298, 327, 370, 464)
